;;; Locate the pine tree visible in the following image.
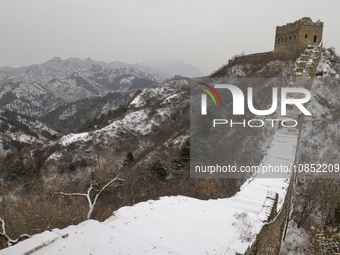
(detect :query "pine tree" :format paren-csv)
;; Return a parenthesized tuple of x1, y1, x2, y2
(172, 138, 190, 170)
(179, 138, 190, 163)
(147, 158, 167, 181)
(124, 152, 134, 166)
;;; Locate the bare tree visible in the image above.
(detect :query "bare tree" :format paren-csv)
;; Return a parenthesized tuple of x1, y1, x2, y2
(56, 176, 124, 220)
(292, 178, 340, 229)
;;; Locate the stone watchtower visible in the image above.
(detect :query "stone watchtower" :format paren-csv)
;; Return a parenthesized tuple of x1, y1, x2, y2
(274, 17, 323, 58)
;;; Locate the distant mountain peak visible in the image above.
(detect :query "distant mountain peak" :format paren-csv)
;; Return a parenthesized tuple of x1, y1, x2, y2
(45, 56, 63, 63)
(141, 59, 204, 77)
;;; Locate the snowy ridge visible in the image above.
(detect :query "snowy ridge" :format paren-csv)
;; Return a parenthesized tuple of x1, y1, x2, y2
(42, 82, 189, 166)
(129, 85, 182, 108)
(55, 90, 185, 148)
(0, 109, 59, 157)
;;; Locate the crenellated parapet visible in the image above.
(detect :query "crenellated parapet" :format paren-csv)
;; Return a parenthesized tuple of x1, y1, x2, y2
(274, 17, 323, 58)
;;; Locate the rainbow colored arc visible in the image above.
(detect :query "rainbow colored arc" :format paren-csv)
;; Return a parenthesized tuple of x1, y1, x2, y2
(197, 82, 223, 106)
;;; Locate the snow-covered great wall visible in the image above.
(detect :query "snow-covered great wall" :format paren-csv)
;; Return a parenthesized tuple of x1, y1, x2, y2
(243, 43, 322, 255)
(0, 44, 321, 255)
(0, 130, 294, 255)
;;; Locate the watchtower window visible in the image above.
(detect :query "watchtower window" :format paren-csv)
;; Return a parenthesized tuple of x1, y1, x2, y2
(278, 38, 280, 43)
(305, 34, 308, 39)
(294, 35, 296, 40)
(314, 35, 317, 43)
(285, 37, 287, 41)
(289, 36, 291, 40)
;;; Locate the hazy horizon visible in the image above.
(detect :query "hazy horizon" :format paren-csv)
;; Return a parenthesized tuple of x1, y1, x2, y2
(1, 0, 340, 74)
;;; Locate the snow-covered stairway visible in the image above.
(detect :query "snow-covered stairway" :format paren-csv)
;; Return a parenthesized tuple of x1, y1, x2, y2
(241, 43, 322, 255)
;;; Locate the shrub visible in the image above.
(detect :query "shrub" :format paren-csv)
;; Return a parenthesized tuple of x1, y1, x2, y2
(308, 225, 340, 254)
(6, 159, 28, 181)
(68, 164, 76, 172)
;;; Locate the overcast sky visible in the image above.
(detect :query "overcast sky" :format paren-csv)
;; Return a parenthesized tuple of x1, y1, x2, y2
(1, 0, 339, 74)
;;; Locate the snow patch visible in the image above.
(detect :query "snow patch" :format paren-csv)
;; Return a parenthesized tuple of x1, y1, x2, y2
(59, 132, 91, 147)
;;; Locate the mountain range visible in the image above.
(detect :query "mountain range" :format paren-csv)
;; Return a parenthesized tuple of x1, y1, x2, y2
(0, 57, 205, 119)
(0, 57, 203, 156)
(0, 60, 161, 118)
(0, 57, 170, 85)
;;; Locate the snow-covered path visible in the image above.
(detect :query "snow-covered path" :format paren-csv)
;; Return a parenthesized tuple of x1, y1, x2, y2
(1, 130, 297, 255)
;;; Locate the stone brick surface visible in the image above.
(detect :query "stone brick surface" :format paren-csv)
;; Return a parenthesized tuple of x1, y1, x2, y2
(274, 17, 323, 58)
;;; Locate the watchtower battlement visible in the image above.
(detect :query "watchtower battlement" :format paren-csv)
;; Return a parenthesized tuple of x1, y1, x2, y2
(214, 17, 324, 76)
(274, 17, 323, 58)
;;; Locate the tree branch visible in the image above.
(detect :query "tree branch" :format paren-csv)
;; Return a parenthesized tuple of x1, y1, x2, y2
(55, 192, 88, 197)
(0, 217, 31, 246)
(56, 176, 124, 220)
